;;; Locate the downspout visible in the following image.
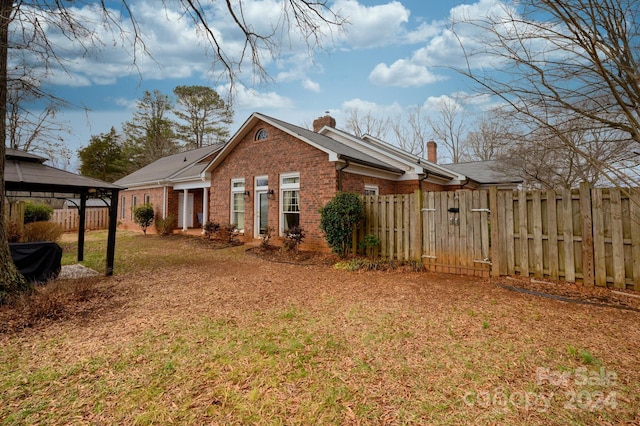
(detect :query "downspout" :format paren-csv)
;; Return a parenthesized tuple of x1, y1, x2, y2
(336, 160, 350, 192)
(418, 170, 429, 192)
(162, 185, 168, 219)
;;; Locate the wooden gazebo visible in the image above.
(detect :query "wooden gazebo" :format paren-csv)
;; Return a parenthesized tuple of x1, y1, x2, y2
(4, 148, 122, 276)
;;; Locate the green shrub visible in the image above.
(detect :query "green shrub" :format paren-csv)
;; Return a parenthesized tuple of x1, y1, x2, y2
(24, 202, 53, 224)
(133, 203, 154, 235)
(154, 214, 176, 236)
(319, 192, 363, 257)
(358, 233, 380, 258)
(22, 221, 63, 242)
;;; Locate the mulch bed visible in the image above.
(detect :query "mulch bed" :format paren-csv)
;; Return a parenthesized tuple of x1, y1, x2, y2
(245, 245, 339, 265)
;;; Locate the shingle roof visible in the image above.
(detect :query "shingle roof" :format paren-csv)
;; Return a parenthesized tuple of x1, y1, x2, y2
(442, 160, 523, 185)
(261, 115, 405, 174)
(114, 144, 224, 188)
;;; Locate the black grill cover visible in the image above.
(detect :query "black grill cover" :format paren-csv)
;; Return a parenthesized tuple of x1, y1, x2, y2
(10, 242, 62, 284)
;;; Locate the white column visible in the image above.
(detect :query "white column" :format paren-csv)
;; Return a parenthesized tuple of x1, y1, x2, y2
(202, 187, 209, 233)
(182, 189, 189, 231)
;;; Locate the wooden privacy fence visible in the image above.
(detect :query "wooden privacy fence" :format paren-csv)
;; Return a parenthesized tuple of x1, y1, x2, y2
(357, 184, 640, 290)
(52, 208, 110, 232)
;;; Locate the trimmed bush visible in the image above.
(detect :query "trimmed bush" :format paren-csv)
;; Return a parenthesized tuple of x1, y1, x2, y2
(24, 202, 53, 224)
(133, 203, 154, 235)
(22, 221, 63, 242)
(154, 214, 176, 236)
(319, 192, 364, 256)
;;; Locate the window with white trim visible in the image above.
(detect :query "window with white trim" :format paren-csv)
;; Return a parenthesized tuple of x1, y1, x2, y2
(364, 184, 379, 196)
(230, 178, 245, 232)
(144, 194, 151, 204)
(131, 195, 137, 219)
(281, 173, 300, 233)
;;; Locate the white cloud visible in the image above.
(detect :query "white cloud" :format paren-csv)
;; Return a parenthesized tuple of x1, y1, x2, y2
(220, 84, 294, 110)
(333, 0, 410, 49)
(302, 79, 321, 93)
(340, 98, 403, 117)
(369, 60, 446, 88)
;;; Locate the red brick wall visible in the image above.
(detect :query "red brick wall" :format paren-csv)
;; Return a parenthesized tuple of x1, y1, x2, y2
(210, 122, 338, 251)
(341, 173, 446, 195)
(118, 186, 206, 233)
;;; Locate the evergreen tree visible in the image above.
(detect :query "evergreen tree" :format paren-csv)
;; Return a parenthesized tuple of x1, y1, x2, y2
(78, 128, 130, 182)
(123, 90, 178, 167)
(173, 85, 233, 148)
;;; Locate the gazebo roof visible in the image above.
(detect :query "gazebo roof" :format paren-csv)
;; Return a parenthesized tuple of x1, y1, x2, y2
(3, 148, 122, 276)
(4, 148, 121, 196)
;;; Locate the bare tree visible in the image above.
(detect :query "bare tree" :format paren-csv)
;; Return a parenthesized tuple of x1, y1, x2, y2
(464, 108, 512, 161)
(390, 105, 430, 156)
(452, 0, 640, 186)
(427, 97, 467, 163)
(0, 1, 344, 298)
(344, 107, 390, 140)
(7, 79, 71, 168)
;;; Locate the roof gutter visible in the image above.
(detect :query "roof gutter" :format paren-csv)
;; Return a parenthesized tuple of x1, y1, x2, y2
(337, 154, 405, 175)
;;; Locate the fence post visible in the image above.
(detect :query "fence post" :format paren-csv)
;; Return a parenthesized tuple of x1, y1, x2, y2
(489, 186, 500, 277)
(579, 182, 595, 286)
(411, 189, 422, 261)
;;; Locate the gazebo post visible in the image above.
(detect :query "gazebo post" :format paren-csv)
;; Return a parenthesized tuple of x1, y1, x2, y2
(105, 189, 120, 276)
(77, 192, 87, 262)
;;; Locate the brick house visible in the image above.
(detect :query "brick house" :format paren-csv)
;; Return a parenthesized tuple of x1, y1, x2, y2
(115, 112, 521, 248)
(203, 112, 521, 251)
(114, 144, 223, 232)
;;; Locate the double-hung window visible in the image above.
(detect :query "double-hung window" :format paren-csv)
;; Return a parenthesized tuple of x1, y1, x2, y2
(281, 173, 300, 233)
(231, 178, 245, 232)
(131, 195, 137, 219)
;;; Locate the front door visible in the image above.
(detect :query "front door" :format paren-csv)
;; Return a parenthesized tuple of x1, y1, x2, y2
(255, 190, 269, 238)
(178, 192, 194, 228)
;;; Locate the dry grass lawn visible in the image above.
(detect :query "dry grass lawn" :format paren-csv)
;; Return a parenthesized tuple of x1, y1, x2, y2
(0, 231, 639, 425)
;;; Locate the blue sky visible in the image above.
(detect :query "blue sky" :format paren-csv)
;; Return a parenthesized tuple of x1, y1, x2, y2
(28, 0, 504, 168)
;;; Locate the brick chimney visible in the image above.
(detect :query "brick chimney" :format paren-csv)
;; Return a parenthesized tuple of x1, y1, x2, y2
(427, 140, 437, 164)
(313, 114, 336, 132)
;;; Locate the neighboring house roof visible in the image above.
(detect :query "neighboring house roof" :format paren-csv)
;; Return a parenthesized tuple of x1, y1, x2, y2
(114, 144, 224, 188)
(442, 161, 524, 187)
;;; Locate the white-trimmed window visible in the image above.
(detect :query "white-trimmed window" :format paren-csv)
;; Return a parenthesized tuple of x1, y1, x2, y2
(231, 178, 245, 232)
(131, 195, 137, 219)
(364, 184, 379, 196)
(281, 172, 300, 233)
(144, 194, 151, 204)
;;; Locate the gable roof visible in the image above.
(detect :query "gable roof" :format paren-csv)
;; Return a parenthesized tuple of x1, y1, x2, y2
(115, 144, 224, 188)
(207, 112, 405, 175)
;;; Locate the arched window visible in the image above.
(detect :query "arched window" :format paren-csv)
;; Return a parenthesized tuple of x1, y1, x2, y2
(255, 128, 268, 140)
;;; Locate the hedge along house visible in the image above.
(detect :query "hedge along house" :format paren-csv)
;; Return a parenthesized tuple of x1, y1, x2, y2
(205, 112, 522, 251)
(114, 144, 224, 232)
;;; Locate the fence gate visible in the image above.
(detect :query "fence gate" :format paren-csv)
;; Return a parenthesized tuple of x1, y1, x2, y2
(359, 190, 491, 277)
(421, 190, 491, 277)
